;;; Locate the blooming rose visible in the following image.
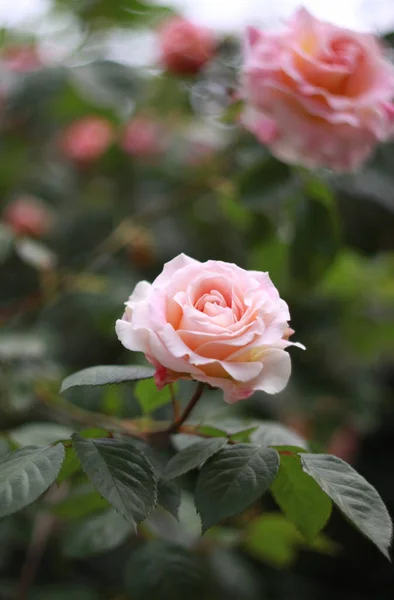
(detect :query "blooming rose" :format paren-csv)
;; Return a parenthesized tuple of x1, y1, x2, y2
(158, 17, 216, 75)
(60, 117, 113, 164)
(241, 8, 394, 171)
(3, 196, 53, 238)
(121, 117, 165, 159)
(116, 254, 303, 403)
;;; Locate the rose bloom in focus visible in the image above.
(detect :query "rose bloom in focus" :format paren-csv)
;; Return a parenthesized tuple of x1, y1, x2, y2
(242, 8, 394, 171)
(60, 117, 114, 164)
(121, 117, 165, 159)
(3, 196, 52, 238)
(158, 16, 216, 75)
(116, 254, 304, 403)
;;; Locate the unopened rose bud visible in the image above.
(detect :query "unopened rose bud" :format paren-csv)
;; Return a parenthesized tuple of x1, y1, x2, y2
(60, 117, 114, 164)
(158, 17, 216, 76)
(2, 196, 53, 238)
(121, 117, 164, 159)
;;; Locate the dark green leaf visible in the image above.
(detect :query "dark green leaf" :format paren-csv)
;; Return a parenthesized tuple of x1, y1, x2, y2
(0, 445, 65, 517)
(72, 434, 157, 530)
(163, 438, 227, 482)
(60, 365, 154, 394)
(251, 423, 308, 450)
(61, 508, 132, 557)
(271, 453, 332, 542)
(158, 478, 181, 520)
(195, 444, 279, 532)
(124, 540, 209, 600)
(301, 453, 392, 558)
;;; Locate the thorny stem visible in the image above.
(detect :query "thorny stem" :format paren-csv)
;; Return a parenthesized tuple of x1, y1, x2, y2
(167, 382, 205, 434)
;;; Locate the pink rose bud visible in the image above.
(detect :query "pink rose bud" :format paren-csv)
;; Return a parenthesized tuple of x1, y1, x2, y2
(241, 9, 394, 171)
(116, 254, 304, 403)
(3, 196, 52, 238)
(2, 45, 42, 73)
(158, 16, 216, 75)
(121, 117, 164, 159)
(60, 117, 114, 164)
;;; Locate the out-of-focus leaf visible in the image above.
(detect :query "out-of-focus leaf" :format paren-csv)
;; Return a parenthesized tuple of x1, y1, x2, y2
(290, 194, 340, 287)
(124, 539, 209, 600)
(251, 423, 308, 450)
(301, 453, 392, 559)
(271, 453, 332, 542)
(60, 365, 154, 394)
(57, 447, 81, 483)
(61, 508, 132, 557)
(15, 239, 56, 270)
(195, 444, 279, 532)
(51, 484, 109, 519)
(0, 445, 65, 517)
(10, 423, 73, 447)
(244, 513, 338, 567)
(134, 377, 172, 415)
(29, 584, 100, 600)
(0, 225, 14, 263)
(55, 0, 173, 28)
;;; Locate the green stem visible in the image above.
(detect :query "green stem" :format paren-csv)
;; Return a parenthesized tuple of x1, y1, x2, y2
(167, 382, 205, 434)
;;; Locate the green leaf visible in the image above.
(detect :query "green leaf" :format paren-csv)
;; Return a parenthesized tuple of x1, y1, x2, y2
(271, 454, 332, 542)
(163, 438, 227, 482)
(57, 447, 81, 483)
(72, 434, 157, 530)
(60, 365, 154, 394)
(0, 445, 65, 517)
(124, 540, 209, 600)
(301, 453, 392, 558)
(61, 508, 133, 557)
(195, 444, 279, 532)
(251, 423, 308, 449)
(134, 378, 172, 415)
(10, 423, 73, 447)
(158, 478, 181, 520)
(51, 484, 109, 519)
(244, 513, 338, 568)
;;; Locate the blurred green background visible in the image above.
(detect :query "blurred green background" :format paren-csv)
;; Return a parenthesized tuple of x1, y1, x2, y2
(1, 1, 394, 599)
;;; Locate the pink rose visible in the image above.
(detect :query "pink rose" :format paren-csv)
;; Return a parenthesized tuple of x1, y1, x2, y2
(3, 196, 53, 238)
(241, 8, 394, 171)
(121, 117, 165, 159)
(116, 254, 303, 403)
(60, 117, 113, 164)
(158, 17, 216, 76)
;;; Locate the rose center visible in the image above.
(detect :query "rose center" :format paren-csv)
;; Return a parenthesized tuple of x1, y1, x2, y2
(325, 39, 362, 70)
(195, 290, 227, 313)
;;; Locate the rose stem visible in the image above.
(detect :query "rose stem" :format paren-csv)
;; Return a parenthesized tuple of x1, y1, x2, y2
(169, 382, 180, 421)
(167, 382, 205, 434)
